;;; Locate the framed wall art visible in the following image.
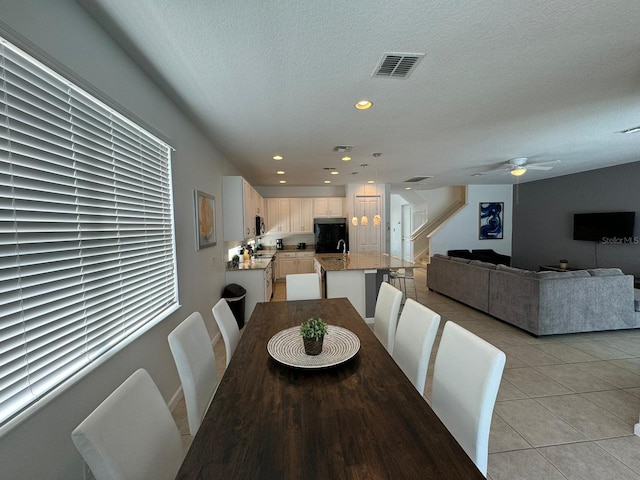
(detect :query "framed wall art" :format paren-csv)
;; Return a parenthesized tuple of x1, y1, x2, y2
(479, 202, 503, 240)
(195, 189, 216, 249)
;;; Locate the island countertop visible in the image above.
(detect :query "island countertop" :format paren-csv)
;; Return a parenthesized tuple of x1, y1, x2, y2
(315, 253, 414, 271)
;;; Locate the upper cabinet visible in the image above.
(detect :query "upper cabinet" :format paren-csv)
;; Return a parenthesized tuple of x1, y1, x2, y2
(222, 176, 264, 241)
(266, 198, 290, 234)
(266, 197, 345, 235)
(289, 198, 314, 233)
(313, 197, 344, 218)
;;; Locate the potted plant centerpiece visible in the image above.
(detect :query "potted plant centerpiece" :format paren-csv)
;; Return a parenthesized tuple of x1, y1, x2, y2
(559, 259, 569, 270)
(300, 316, 328, 356)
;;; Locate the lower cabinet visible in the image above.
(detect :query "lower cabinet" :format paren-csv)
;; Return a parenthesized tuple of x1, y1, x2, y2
(225, 261, 273, 325)
(276, 251, 316, 280)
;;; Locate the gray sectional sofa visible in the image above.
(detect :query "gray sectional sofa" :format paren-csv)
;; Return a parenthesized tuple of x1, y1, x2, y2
(428, 254, 640, 336)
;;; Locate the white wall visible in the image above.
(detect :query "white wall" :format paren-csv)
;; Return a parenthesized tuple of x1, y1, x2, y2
(0, 2, 239, 478)
(430, 185, 513, 256)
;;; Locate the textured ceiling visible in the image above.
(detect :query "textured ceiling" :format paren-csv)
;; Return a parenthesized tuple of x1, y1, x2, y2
(77, 0, 640, 190)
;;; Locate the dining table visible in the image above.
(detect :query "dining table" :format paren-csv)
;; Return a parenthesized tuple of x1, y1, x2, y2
(176, 297, 484, 479)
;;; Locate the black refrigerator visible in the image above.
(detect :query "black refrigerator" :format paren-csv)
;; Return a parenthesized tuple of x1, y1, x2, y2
(314, 218, 349, 253)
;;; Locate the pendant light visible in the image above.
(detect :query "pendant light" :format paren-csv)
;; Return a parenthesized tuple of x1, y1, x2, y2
(360, 163, 369, 226)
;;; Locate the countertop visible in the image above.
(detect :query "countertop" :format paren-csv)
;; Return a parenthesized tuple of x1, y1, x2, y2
(315, 253, 414, 272)
(226, 258, 272, 271)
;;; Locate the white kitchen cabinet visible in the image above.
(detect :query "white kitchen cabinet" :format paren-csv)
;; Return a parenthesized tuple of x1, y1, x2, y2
(276, 252, 297, 279)
(296, 251, 315, 273)
(266, 198, 290, 234)
(222, 176, 264, 241)
(276, 251, 315, 279)
(313, 197, 344, 218)
(225, 260, 273, 325)
(289, 198, 314, 233)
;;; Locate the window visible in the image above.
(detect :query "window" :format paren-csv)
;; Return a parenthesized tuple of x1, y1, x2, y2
(0, 35, 178, 426)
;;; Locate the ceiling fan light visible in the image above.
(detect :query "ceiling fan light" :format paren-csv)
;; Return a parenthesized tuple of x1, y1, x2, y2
(510, 166, 527, 177)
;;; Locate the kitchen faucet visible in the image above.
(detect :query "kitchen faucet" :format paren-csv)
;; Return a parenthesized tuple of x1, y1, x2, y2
(337, 239, 346, 255)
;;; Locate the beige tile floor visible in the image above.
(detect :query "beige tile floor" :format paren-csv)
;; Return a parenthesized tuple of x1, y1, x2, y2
(174, 267, 640, 479)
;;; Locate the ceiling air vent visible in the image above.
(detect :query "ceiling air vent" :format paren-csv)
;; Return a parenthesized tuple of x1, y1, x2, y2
(333, 145, 353, 153)
(404, 176, 432, 183)
(373, 52, 425, 79)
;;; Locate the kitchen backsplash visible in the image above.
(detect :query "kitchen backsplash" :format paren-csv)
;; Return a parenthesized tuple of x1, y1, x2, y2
(259, 233, 315, 249)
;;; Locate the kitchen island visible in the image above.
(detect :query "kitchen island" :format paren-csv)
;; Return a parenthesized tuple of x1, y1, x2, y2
(314, 253, 413, 321)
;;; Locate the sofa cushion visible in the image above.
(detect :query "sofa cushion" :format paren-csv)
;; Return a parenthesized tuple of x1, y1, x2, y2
(450, 257, 470, 264)
(635, 289, 640, 312)
(433, 254, 450, 260)
(587, 268, 624, 277)
(536, 270, 591, 279)
(469, 260, 497, 269)
(495, 264, 532, 276)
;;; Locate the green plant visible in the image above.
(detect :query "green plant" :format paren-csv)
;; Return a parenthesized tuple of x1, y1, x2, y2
(300, 316, 328, 340)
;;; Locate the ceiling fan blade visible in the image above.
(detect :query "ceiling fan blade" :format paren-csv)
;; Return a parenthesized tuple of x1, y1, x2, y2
(526, 165, 554, 170)
(473, 166, 510, 175)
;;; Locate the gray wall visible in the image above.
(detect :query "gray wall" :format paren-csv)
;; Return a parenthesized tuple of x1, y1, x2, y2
(512, 161, 640, 276)
(0, 1, 240, 478)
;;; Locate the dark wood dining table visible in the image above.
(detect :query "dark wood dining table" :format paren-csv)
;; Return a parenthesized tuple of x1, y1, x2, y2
(176, 297, 484, 479)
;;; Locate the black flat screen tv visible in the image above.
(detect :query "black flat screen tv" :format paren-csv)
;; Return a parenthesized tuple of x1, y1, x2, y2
(573, 212, 635, 241)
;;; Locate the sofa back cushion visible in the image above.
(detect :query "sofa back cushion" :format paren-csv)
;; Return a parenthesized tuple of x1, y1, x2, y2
(469, 260, 497, 269)
(587, 268, 624, 277)
(536, 270, 591, 279)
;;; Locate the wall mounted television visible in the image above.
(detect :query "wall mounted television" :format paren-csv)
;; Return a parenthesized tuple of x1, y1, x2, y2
(573, 212, 635, 241)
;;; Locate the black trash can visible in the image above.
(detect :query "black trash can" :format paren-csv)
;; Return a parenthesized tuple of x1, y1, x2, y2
(222, 283, 246, 329)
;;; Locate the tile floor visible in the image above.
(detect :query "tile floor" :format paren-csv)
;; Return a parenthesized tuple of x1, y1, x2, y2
(173, 267, 640, 479)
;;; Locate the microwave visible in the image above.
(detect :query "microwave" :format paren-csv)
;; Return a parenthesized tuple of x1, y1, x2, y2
(255, 216, 265, 236)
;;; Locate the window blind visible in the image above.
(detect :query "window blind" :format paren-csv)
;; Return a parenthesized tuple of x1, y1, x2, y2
(0, 36, 178, 425)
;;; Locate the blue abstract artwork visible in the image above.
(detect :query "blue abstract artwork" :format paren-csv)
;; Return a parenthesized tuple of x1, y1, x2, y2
(479, 202, 503, 240)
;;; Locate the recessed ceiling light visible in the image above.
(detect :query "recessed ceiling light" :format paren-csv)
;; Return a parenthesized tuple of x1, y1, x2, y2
(619, 126, 640, 134)
(273, 155, 283, 160)
(342, 156, 351, 161)
(354, 99, 373, 110)
(324, 180, 331, 184)
(330, 171, 339, 175)
(405, 187, 412, 190)
(276, 170, 285, 175)
(279, 180, 286, 184)
(368, 180, 374, 184)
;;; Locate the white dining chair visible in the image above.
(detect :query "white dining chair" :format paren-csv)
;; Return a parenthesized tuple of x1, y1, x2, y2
(71, 369, 183, 480)
(431, 321, 506, 477)
(168, 311, 219, 436)
(373, 281, 403, 354)
(213, 298, 241, 367)
(392, 298, 440, 395)
(286, 273, 321, 301)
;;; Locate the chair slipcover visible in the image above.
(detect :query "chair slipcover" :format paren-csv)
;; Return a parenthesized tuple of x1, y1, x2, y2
(286, 273, 322, 301)
(392, 298, 440, 395)
(71, 369, 183, 480)
(213, 298, 241, 367)
(373, 282, 403, 354)
(168, 311, 219, 436)
(431, 321, 506, 477)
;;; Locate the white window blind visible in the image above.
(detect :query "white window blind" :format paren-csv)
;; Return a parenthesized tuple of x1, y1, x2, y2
(0, 36, 178, 425)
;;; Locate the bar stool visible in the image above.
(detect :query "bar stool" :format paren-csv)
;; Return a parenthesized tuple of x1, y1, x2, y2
(391, 267, 417, 300)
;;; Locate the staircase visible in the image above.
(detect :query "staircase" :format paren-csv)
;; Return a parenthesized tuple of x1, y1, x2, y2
(411, 189, 467, 266)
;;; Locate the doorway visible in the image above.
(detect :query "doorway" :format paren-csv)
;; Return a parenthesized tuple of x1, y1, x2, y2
(354, 195, 382, 254)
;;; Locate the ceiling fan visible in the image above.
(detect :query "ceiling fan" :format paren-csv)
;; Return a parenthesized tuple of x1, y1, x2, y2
(474, 157, 560, 177)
